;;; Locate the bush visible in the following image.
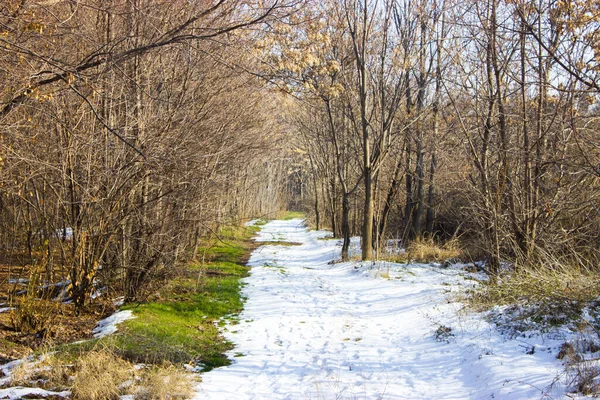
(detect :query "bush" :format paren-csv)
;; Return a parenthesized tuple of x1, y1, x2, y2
(10, 296, 60, 337)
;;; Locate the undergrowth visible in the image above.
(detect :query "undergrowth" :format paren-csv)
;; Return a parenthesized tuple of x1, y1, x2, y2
(469, 265, 600, 312)
(281, 211, 305, 220)
(6, 221, 261, 397)
(382, 237, 463, 263)
(7, 348, 197, 400)
(106, 223, 257, 369)
(466, 258, 600, 397)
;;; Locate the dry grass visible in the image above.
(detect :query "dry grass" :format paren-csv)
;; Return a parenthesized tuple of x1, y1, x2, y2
(8, 352, 71, 390)
(134, 364, 197, 400)
(469, 264, 600, 312)
(382, 237, 462, 263)
(5, 350, 197, 399)
(406, 237, 463, 263)
(71, 350, 134, 400)
(557, 323, 600, 396)
(8, 360, 35, 386)
(36, 353, 72, 390)
(378, 266, 391, 279)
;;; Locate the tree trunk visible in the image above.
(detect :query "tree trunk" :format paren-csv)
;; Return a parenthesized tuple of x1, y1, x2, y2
(341, 193, 351, 261)
(362, 168, 374, 261)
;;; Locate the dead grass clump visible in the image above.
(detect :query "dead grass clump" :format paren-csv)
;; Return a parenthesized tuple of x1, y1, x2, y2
(469, 264, 600, 312)
(8, 352, 72, 390)
(8, 360, 35, 386)
(135, 364, 196, 400)
(71, 350, 133, 400)
(35, 353, 72, 390)
(406, 237, 463, 263)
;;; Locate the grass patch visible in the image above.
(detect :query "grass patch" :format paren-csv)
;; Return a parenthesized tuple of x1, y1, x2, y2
(5, 349, 197, 400)
(106, 225, 256, 370)
(469, 265, 600, 312)
(55, 224, 257, 374)
(134, 363, 196, 400)
(384, 237, 462, 263)
(115, 262, 248, 368)
(281, 211, 305, 220)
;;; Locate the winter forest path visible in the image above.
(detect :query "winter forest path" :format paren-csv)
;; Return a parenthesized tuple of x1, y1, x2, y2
(196, 219, 564, 400)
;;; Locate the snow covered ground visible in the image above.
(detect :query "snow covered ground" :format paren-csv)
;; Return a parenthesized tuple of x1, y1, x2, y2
(197, 219, 572, 400)
(92, 309, 135, 338)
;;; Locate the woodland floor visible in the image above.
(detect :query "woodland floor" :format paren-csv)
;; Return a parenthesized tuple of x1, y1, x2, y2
(197, 219, 574, 400)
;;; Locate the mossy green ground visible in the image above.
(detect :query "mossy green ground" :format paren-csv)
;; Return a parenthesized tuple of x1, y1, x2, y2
(60, 223, 259, 370)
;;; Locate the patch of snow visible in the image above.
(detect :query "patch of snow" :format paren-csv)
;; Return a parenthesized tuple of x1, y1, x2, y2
(0, 359, 24, 376)
(113, 296, 125, 307)
(91, 288, 105, 299)
(0, 307, 14, 313)
(56, 227, 73, 240)
(0, 387, 70, 399)
(40, 280, 70, 290)
(0, 359, 22, 387)
(244, 219, 261, 227)
(92, 310, 135, 338)
(41, 280, 71, 301)
(185, 363, 206, 373)
(197, 218, 574, 399)
(7, 279, 28, 285)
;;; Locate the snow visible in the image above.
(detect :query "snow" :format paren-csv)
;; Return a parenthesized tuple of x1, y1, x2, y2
(0, 359, 70, 399)
(196, 219, 573, 399)
(92, 310, 135, 338)
(0, 359, 23, 387)
(56, 227, 73, 240)
(0, 387, 70, 399)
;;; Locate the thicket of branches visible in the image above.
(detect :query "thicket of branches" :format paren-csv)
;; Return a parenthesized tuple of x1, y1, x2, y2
(276, 0, 600, 272)
(0, 0, 292, 306)
(3, 0, 600, 311)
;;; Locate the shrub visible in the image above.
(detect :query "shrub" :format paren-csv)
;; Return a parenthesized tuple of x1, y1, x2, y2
(10, 296, 60, 337)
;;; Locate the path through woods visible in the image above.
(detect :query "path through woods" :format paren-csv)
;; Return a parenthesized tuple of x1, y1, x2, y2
(196, 220, 566, 399)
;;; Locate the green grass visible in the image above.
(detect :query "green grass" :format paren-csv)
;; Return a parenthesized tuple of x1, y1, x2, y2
(254, 218, 269, 226)
(282, 211, 305, 220)
(58, 224, 257, 371)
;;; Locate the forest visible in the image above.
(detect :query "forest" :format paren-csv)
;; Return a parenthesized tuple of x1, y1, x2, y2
(1, 0, 600, 398)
